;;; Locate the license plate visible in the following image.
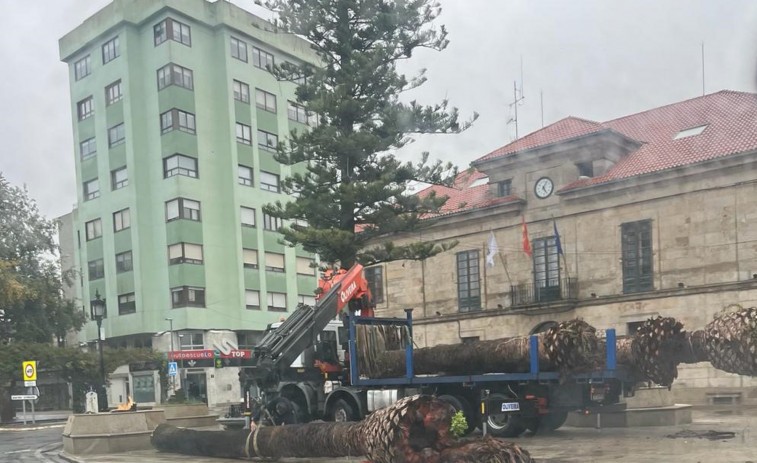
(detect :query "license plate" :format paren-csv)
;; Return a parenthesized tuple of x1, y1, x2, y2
(501, 402, 520, 412)
(591, 392, 605, 402)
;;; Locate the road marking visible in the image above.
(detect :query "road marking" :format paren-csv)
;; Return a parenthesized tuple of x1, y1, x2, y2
(0, 424, 64, 432)
(35, 441, 63, 462)
(4, 449, 32, 454)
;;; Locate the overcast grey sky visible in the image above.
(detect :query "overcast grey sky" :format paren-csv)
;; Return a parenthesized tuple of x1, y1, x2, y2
(1, 0, 756, 219)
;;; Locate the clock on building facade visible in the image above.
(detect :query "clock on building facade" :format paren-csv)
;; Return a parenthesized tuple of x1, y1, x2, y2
(534, 177, 554, 199)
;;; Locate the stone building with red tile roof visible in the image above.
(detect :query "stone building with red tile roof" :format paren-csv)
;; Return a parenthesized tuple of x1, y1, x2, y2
(370, 90, 757, 404)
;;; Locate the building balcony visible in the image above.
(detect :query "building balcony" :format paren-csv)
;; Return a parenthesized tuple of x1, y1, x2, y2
(510, 277, 578, 308)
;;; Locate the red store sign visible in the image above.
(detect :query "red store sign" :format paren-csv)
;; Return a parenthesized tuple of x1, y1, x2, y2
(168, 349, 252, 360)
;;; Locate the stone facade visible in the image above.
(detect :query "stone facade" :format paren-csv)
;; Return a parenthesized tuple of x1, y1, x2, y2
(373, 95, 757, 404)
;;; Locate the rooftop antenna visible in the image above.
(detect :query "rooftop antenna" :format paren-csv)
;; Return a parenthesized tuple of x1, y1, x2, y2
(540, 89, 544, 128)
(701, 41, 705, 96)
(506, 57, 526, 139)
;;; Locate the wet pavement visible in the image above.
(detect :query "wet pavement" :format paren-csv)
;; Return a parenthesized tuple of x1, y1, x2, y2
(22, 406, 756, 462)
(509, 407, 757, 462)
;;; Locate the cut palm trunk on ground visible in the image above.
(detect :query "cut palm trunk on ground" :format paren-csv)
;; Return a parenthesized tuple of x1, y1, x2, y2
(152, 395, 533, 462)
(358, 319, 601, 378)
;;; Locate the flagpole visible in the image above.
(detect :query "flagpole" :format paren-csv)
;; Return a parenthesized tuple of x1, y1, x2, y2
(482, 241, 488, 310)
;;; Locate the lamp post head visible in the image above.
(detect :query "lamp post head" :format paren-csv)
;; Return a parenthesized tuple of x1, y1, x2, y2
(91, 290, 106, 321)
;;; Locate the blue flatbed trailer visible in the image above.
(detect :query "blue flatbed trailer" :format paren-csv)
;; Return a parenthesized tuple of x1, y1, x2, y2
(344, 310, 639, 436)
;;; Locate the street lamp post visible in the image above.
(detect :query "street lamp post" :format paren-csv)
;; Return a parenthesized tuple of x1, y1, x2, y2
(165, 318, 174, 394)
(91, 290, 108, 412)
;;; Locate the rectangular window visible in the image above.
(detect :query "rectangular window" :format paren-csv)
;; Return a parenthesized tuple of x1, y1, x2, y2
(171, 286, 205, 308)
(112, 208, 130, 232)
(364, 266, 384, 304)
(532, 237, 561, 302)
(245, 290, 260, 310)
(233, 80, 250, 103)
(230, 36, 247, 62)
(118, 292, 136, 315)
(263, 213, 282, 232)
(166, 198, 200, 222)
(160, 108, 196, 134)
(456, 250, 480, 312)
(264, 252, 285, 272)
(621, 220, 654, 294)
(154, 18, 191, 46)
(116, 251, 133, 273)
(243, 248, 259, 269)
(163, 154, 198, 178)
(255, 89, 277, 113)
(77, 96, 93, 121)
(111, 166, 128, 190)
(257, 130, 278, 151)
(497, 179, 512, 197)
(156, 63, 194, 90)
(298, 294, 316, 307)
(85, 218, 102, 240)
(168, 242, 203, 265)
(576, 161, 594, 178)
(287, 101, 309, 124)
(241, 206, 256, 227)
(252, 47, 274, 70)
(236, 122, 252, 145)
(267, 292, 287, 312)
(80, 138, 96, 160)
(108, 123, 125, 147)
(83, 178, 99, 201)
(88, 259, 104, 281)
(260, 171, 280, 193)
(105, 80, 123, 105)
(238, 165, 253, 186)
(74, 55, 91, 80)
(296, 257, 315, 276)
(237, 332, 260, 349)
(179, 332, 204, 349)
(102, 36, 120, 64)
(165, 197, 200, 222)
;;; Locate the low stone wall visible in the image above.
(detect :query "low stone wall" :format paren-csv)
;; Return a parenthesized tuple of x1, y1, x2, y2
(567, 404, 692, 428)
(156, 403, 219, 428)
(62, 410, 165, 455)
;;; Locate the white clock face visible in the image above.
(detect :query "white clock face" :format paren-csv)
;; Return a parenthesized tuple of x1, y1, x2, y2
(534, 177, 554, 199)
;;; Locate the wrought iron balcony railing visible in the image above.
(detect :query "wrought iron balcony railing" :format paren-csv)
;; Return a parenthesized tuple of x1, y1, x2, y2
(510, 277, 578, 307)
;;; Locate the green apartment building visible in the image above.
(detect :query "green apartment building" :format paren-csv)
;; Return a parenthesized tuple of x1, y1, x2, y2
(59, 0, 319, 407)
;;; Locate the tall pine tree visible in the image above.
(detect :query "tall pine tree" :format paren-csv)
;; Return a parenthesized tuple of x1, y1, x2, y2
(263, 0, 475, 268)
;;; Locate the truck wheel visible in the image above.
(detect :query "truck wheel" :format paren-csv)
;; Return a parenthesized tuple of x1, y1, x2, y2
(438, 395, 477, 435)
(526, 411, 569, 433)
(329, 399, 358, 422)
(484, 393, 525, 438)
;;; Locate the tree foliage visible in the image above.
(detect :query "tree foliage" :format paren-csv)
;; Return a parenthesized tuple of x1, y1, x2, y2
(263, 0, 476, 267)
(0, 173, 85, 344)
(0, 342, 167, 421)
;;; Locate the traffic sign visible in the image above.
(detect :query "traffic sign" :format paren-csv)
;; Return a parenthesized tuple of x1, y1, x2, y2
(24, 381, 36, 387)
(168, 362, 178, 377)
(22, 361, 37, 382)
(11, 395, 38, 401)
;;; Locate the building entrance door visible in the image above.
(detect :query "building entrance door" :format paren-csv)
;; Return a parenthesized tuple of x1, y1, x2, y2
(185, 370, 207, 403)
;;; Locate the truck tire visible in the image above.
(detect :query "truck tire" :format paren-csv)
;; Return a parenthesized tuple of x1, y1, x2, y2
(526, 410, 569, 433)
(484, 393, 526, 438)
(437, 395, 477, 435)
(329, 398, 359, 422)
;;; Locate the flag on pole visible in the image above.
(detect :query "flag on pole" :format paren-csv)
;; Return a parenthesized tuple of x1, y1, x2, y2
(486, 232, 498, 268)
(521, 217, 532, 257)
(553, 219, 564, 256)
